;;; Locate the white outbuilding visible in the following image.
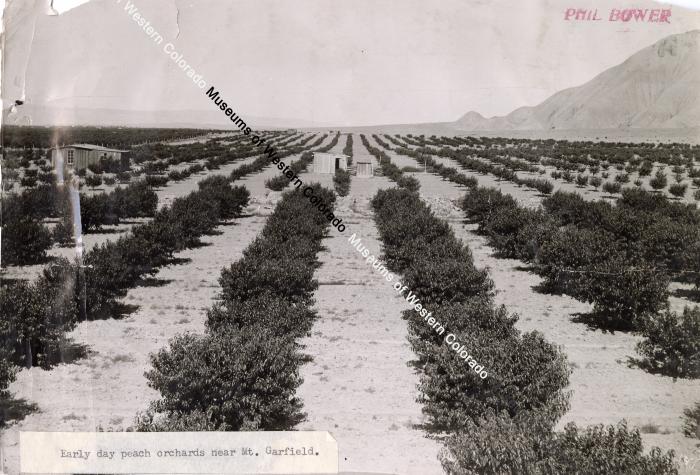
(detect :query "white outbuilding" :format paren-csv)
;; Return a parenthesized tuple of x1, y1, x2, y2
(51, 144, 127, 171)
(313, 152, 348, 174)
(355, 159, 373, 177)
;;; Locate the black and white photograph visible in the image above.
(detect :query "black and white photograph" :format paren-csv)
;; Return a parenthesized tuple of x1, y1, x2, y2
(1, 0, 700, 473)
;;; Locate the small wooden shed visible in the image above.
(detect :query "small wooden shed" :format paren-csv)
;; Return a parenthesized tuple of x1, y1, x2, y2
(51, 144, 127, 171)
(356, 159, 373, 177)
(313, 153, 348, 174)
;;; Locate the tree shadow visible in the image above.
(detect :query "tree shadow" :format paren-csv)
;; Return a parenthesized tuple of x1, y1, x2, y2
(110, 302, 141, 319)
(185, 240, 212, 249)
(165, 257, 192, 266)
(673, 287, 700, 303)
(57, 341, 93, 365)
(87, 302, 140, 321)
(0, 396, 39, 428)
(84, 228, 127, 235)
(137, 277, 174, 288)
(37, 341, 94, 368)
(531, 281, 566, 296)
(513, 264, 538, 273)
(570, 311, 635, 334)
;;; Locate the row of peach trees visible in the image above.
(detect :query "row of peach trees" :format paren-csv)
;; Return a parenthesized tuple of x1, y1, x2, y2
(137, 185, 335, 430)
(0, 177, 249, 407)
(463, 186, 700, 379)
(366, 142, 678, 473)
(394, 139, 699, 379)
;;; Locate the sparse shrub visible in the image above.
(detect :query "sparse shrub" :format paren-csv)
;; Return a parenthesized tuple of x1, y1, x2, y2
(650, 169, 668, 190)
(144, 174, 168, 187)
(441, 418, 677, 475)
(0, 347, 17, 400)
(576, 175, 588, 187)
(37, 172, 56, 185)
(206, 293, 316, 338)
(440, 412, 555, 474)
(0, 260, 79, 368)
(397, 175, 421, 191)
(333, 168, 351, 196)
(265, 175, 289, 191)
(198, 176, 249, 220)
(602, 181, 622, 194)
(20, 176, 37, 187)
(682, 401, 700, 439)
(573, 261, 669, 330)
(461, 186, 517, 223)
(343, 134, 353, 164)
(589, 176, 602, 189)
(519, 178, 554, 195)
(0, 218, 53, 265)
(418, 327, 570, 433)
(615, 173, 630, 184)
(80, 194, 117, 232)
(219, 257, 317, 305)
(404, 257, 493, 307)
(143, 328, 305, 430)
(482, 206, 549, 259)
(549, 421, 677, 474)
(638, 161, 653, 176)
(108, 182, 158, 218)
(103, 176, 116, 186)
(85, 174, 102, 188)
(168, 170, 184, 181)
(636, 306, 700, 379)
(669, 183, 687, 198)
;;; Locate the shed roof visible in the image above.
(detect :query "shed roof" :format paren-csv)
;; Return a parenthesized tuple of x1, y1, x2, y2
(61, 144, 127, 153)
(314, 152, 350, 158)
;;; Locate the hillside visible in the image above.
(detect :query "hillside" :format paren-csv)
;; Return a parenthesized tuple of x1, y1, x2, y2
(455, 30, 700, 130)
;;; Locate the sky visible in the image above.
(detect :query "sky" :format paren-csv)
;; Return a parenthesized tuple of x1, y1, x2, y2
(2, 0, 700, 126)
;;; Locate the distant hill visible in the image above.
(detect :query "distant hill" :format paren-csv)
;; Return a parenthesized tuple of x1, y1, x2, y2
(2, 104, 325, 130)
(454, 30, 700, 131)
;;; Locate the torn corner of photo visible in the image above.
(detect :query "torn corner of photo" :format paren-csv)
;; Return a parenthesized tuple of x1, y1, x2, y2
(19, 431, 339, 474)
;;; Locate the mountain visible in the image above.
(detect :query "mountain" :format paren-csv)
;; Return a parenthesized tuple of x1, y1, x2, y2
(454, 30, 700, 131)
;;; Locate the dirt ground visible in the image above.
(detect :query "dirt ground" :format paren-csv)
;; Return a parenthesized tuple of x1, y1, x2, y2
(396, 137, 700, 206)
(2, 133, 698, 474)
(0, 146, 324, 473)
(296, 136, 443, 474)
(379, 139, 700, 473)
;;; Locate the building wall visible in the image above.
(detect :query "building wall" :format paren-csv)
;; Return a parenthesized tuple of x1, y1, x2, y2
(356, 162, 373, 177)
(313, 155, 336, 174)
(76, 149, 92, 170)
(51, 148, 121, 171)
